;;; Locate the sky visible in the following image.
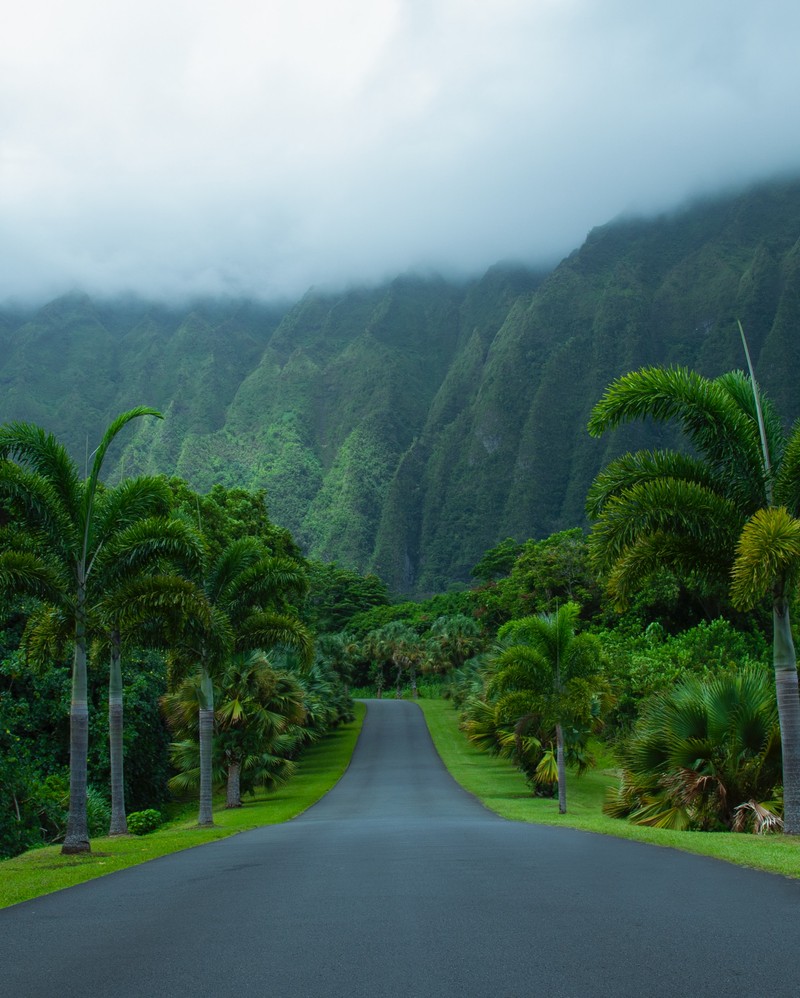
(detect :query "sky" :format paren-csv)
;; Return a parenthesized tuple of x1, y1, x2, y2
(2, 0, 800, 304)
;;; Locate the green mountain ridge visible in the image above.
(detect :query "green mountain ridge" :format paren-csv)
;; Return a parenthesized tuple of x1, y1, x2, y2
(2, 177, 800, 593)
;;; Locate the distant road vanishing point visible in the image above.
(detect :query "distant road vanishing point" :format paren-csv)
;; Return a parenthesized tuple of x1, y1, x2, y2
(2, 699, 799, 997)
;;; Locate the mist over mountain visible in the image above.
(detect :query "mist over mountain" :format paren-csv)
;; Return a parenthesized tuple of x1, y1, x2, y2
(3, 176, 800, 593)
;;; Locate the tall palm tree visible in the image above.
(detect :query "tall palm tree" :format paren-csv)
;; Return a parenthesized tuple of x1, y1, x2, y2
(0, 408, 164, 853)
(94, 521, 209, 835)
(169, 539, 313, 827)
(587, 365, 800, 833)
(493, 602, 604, 812)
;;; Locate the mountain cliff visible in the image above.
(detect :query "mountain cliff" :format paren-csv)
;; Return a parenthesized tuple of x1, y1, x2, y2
(2, 176, 800, 592)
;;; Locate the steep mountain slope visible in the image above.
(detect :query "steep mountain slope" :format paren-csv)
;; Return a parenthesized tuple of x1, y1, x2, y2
(2, 176, 799, 593)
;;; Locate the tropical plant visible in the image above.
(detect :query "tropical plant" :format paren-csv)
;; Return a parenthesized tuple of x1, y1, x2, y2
(604, 668, 782, 831)
(163, 650, 307, 807)
(367, 621, 423, 697)
(0, 408, 165, 853)
(587, 363, 800, 833)
(426, 614, 484, 674)
(168, 538, 313, 826)
(486, 602, 606, 811)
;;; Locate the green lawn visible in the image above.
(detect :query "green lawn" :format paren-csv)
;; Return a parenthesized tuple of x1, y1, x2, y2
(0, 702, 365, 910)
(417, 698, 800, 879)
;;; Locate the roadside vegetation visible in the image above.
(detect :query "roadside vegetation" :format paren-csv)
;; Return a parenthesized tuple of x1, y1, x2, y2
(3, 355, 800, 902)
(0, 703, 363, 910)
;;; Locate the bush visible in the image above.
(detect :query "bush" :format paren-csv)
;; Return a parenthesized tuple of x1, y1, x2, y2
(126, 809, 164, 835)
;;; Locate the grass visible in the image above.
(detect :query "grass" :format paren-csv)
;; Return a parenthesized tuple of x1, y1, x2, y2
(417, 698, 800, 880)
(0, 702, 365, 910)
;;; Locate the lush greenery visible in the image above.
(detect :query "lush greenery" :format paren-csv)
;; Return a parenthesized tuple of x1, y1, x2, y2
(3, 177, 800, 593)
(0, 416, 358, 859)
(0, 703, 364, 909)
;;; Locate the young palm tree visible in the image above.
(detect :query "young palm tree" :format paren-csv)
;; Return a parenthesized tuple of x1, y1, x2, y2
(0, 408, 163, 853)
(169, 539, 313, 827)
(587, 365, 800, 833)
(163, 650, 307, 807)
(604, 668, 781, 831)
(492, 602, 604, 812)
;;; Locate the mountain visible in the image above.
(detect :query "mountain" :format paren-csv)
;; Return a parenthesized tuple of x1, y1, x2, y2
(2, 176, 800, 593)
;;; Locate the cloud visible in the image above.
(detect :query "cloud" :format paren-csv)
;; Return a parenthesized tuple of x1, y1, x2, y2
(2, 0, 800, 301)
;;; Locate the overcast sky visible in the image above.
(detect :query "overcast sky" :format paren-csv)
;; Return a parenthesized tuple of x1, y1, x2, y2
(2, 0, 799, 303)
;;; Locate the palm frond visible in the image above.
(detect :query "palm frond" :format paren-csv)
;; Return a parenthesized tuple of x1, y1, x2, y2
(0, 550, 68, 607)
(586, 449, 718, 519)
(90, 477, 172, 559)
(0, 422, 81, 520)
(773, 420, 800, 515)
(589, 478, 740, 574)
(731, 507, 800, 609)
(0, 463, 79, 556)
(82, 408, 162, 512)
(587, 366, 766, 507)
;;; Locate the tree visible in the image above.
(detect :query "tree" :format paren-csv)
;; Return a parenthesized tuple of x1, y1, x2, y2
(169, 538, 313, 827)
(426, 614, 483, 673)
(604, 668, 782, 832)
(491, 603, 605, 812)
(587, 364, 800, 833)
(368, 621, 422, 697)
(163, 651, 306, 808)
(21, 516, 209, 836)
(0, 409, 164, 853)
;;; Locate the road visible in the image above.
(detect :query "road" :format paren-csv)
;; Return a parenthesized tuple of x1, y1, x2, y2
(2, 699, 799, 997)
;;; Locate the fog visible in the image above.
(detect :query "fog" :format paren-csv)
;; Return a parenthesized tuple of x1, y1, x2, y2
(2, 0, 799, 303)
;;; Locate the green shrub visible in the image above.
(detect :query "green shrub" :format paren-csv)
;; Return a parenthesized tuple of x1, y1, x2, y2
(126, 809, 164, 835)
(86, 787, 111, 837)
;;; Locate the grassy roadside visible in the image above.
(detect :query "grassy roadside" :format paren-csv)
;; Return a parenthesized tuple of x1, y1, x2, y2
(0, 702, 365, 910)
(417, 698, 800, 879)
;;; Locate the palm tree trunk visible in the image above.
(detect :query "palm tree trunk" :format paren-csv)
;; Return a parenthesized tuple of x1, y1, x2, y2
(773, 596, 800, 835)
(62, 597, 91, 854)
(556, 723, 567, 814)
(198, 667, 215, 827)
(226, 759, 242, 808)
(108, 630, 128, 835)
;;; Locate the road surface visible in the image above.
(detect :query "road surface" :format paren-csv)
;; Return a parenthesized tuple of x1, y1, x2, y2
(2, 699, 799, 997)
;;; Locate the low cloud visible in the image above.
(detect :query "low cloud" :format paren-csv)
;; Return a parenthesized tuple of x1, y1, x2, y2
(2, 0, 799, 302)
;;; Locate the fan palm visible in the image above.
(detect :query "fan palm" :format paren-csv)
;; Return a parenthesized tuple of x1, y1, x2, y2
(587, 364, 800, 833)
(604, 669, 781, 831)
(0, 408, 164, 853)
(163, 650, 306, 807)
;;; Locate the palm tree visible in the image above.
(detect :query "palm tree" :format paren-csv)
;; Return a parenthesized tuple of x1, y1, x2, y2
(0, 408, 164, 853)
(93, 522, 209, 835)
(491, 602, 604, 812)
(587, 365, 800, 833)
(163, 650, 307, 808)
(369, 621, 422, 697)
(427, 614, 483, 673)
(604, 668, 782, 832)
(169, 539, 313, 827)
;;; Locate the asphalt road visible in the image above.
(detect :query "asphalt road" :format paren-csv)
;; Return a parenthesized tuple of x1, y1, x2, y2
(3, 699, 799, 997)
